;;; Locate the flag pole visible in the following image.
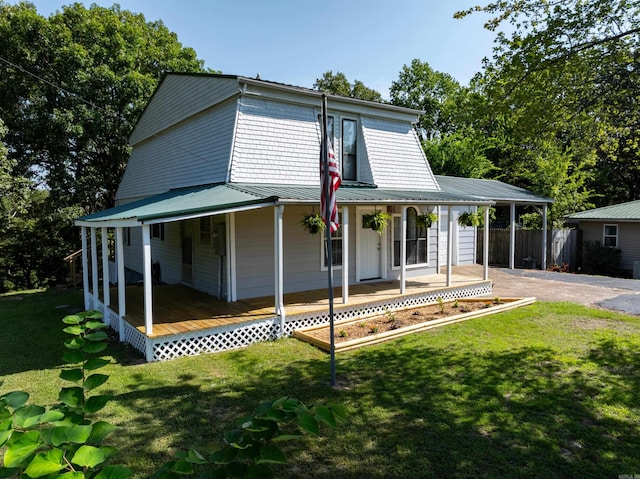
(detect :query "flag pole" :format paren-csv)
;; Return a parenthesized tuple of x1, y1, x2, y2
(321, 93, 337, 387)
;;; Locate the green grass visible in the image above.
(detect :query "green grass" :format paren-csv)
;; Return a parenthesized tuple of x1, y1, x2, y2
(2, 290, 640, 478)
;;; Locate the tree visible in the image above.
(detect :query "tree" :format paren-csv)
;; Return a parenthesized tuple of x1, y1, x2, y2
(456, 0, 640, 208)
(389, 59, 461, 141)
(313, 71, 383, 102)
(0, 2, 206, 213)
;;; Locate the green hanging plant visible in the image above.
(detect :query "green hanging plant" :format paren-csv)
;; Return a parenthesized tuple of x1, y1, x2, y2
(417, 212, 438, 229)
(363, 210, 392, 235)
(458, 207, 495, 228)
(301, 212, 326, 234)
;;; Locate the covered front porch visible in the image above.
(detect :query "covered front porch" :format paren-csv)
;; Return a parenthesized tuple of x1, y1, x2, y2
(90, 270, 491, 361)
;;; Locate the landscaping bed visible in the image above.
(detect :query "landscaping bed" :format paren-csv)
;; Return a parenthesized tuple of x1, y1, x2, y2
(293, 297, 536, 352)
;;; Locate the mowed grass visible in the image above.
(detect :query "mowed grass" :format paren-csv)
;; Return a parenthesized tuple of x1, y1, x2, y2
(2, 288, 640, 478)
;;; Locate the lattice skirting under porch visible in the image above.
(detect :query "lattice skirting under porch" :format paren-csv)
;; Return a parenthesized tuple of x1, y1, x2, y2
(89, 280, 492, 362)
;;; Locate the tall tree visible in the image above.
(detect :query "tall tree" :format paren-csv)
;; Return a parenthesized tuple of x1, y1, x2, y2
(314, 71, 383, 102)
(456, 0, 640, 208)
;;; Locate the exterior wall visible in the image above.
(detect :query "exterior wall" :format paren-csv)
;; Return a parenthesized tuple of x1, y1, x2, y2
(117, 99, 237, 201)
(361, 117, 439, 190)
(438, 206, 476, 266)
(129, 75, 239, 145)
(580, 221, 640, 271)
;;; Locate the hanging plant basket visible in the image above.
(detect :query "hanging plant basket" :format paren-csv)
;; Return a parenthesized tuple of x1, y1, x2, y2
(417, 212, 438, 229)
(363, 210, 392, 235)
(301, 212, 326, 234)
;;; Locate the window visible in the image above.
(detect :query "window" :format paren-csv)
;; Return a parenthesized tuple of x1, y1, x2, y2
(151, 223, 164, 241)
(322, 213, 343, 269)
(604, 224, 618, 248)
(125, 227, 131, 246)
(393, 207, 428, 267)
(200, 217, 212, 244)
(342, 119, 357, 181)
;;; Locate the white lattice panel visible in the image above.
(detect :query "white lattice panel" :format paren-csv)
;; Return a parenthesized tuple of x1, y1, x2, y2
(152, 319, 279, 361)
(122, 321, 147, 354)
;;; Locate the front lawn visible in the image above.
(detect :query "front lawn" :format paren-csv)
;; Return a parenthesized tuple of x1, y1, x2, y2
(1, 289, 639, 478)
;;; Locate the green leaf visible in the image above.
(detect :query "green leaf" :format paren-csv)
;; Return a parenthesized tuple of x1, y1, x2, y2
(87, 421, 116, 444)
(24, 448, 65, 478)
(82, 342, 107, 354)
(65, 338, 85, 350)
(199, 467, 227, 479)
(57, 472, 85, 479)
(256, 445, 287, 464)
(83, 311, 103, 320)
(328, 403, 347, 422)
(314, 406, 336, 428)
(59, 387, 83, 409)
(14, 405, 45, 428)
(83, 395, 111, 414)
(62, 350, 84, 364)
(4, 430, 40, 468)
(93, 465, 132, 479)
(84, 358, 110, 371)
(297, 413, 318, 435)
(210, 446, 238, 464)
(38, 410, 65, 424)
(261, 408, 286, 422)
(85, 332, 108, 342)
(170, 459, 194, 474)
(85, 320, 107, 330)
(51, 425, 92, 446)
(0, 428, 13, 447)
(84, 374, 109, 392)
(184, 449, 207, 465)
(2, 391, 29, 409)
(271, 433, 303, 442)
(60, 368, 84, 383)
(62, 315, 82, 325)
(70, 445, 109, 468)
(63, 326, 84, 336)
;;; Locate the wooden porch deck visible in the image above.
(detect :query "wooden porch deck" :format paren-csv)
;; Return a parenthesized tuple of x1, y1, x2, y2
(105, 270, 488, 338)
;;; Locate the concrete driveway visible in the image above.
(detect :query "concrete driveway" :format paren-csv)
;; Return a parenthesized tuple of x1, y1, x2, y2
(455, 265, 640, 316)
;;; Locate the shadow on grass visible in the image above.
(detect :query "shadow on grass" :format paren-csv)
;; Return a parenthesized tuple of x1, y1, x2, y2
(104, 334, 640, 479)
(0, 288, 84, 375)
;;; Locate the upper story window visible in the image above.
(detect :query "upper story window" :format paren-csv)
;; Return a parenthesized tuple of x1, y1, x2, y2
(342, 119, 357, 181)
(603, 224, 618, 248)
(393, 207, 428, 267)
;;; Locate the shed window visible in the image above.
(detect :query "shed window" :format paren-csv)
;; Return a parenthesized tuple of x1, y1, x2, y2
(603, 224, 618, 248)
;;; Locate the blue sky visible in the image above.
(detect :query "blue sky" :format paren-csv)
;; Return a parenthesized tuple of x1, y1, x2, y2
(18, 0, 498, 98)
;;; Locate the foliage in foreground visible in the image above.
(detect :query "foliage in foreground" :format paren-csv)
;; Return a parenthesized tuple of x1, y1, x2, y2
(0, 310, 345, 479)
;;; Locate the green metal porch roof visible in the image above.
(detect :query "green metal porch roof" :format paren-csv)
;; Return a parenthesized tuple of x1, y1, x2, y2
(75, 182, 495, 226)
(434, 176, 553, 204)
(566, 199, 640, 221)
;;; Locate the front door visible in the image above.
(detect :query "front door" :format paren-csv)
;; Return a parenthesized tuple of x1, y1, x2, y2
(181, 222, 194, 285)
(359, 208, 382, 280)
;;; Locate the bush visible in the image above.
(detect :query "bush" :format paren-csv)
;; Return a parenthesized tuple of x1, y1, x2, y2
(581, 240, 621, 276)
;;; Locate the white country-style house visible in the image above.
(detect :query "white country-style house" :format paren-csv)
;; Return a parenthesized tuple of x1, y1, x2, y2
(75, 73, 550, 361)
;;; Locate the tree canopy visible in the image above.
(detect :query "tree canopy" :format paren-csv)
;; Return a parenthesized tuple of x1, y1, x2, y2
(313, 71, 383, 102)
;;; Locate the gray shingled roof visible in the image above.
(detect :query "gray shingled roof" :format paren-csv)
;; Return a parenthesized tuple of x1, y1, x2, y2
(566, 199, 640, 221)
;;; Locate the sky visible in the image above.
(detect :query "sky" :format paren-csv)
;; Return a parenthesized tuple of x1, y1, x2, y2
(15, 0, 499, 98)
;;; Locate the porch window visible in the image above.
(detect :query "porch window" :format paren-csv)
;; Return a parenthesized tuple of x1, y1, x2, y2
(321, 213, 343, 269)
(200, 217, 212, 244)
(151, 223, 164, 241)
(342, 119, 357, 181)
(603, 224, 618, 247)
(393, 207, 428, 267)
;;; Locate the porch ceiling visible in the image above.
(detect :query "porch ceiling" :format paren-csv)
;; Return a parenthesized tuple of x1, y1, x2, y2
(76, 182, 494, 227)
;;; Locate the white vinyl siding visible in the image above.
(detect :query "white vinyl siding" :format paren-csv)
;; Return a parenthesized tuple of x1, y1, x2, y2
(438, 207, 476, 266)
(229, 97, 321, 185)
(117, 100, 237, 201)
(130, 75, 239, 145)
(361, 117, 439, 190)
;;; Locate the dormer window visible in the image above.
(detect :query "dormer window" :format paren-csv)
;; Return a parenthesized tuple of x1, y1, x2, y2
(342, 119, 357, 181)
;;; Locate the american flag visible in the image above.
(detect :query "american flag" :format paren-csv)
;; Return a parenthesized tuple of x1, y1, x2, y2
(321, 139, 341, 233)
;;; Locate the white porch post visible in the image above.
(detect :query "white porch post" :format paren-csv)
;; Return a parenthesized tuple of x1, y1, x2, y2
(509, 202, 516, 270)
(141, 225, 153, 337)
(542, 203, 548, 271)
(436, 206, 442, 272)
(90, 228, 99, 301)
(81, 226, 89, 310)
(226, 212, 237, 302)
(101, 227, 110, 311)
(400, 206, 407, 294)
(115, 227, 126, 341)
(274, 205, 285, 337)
(341, 206, 349, 304)
(483, 206, 490, 281)
(446, 205, 453, 287)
